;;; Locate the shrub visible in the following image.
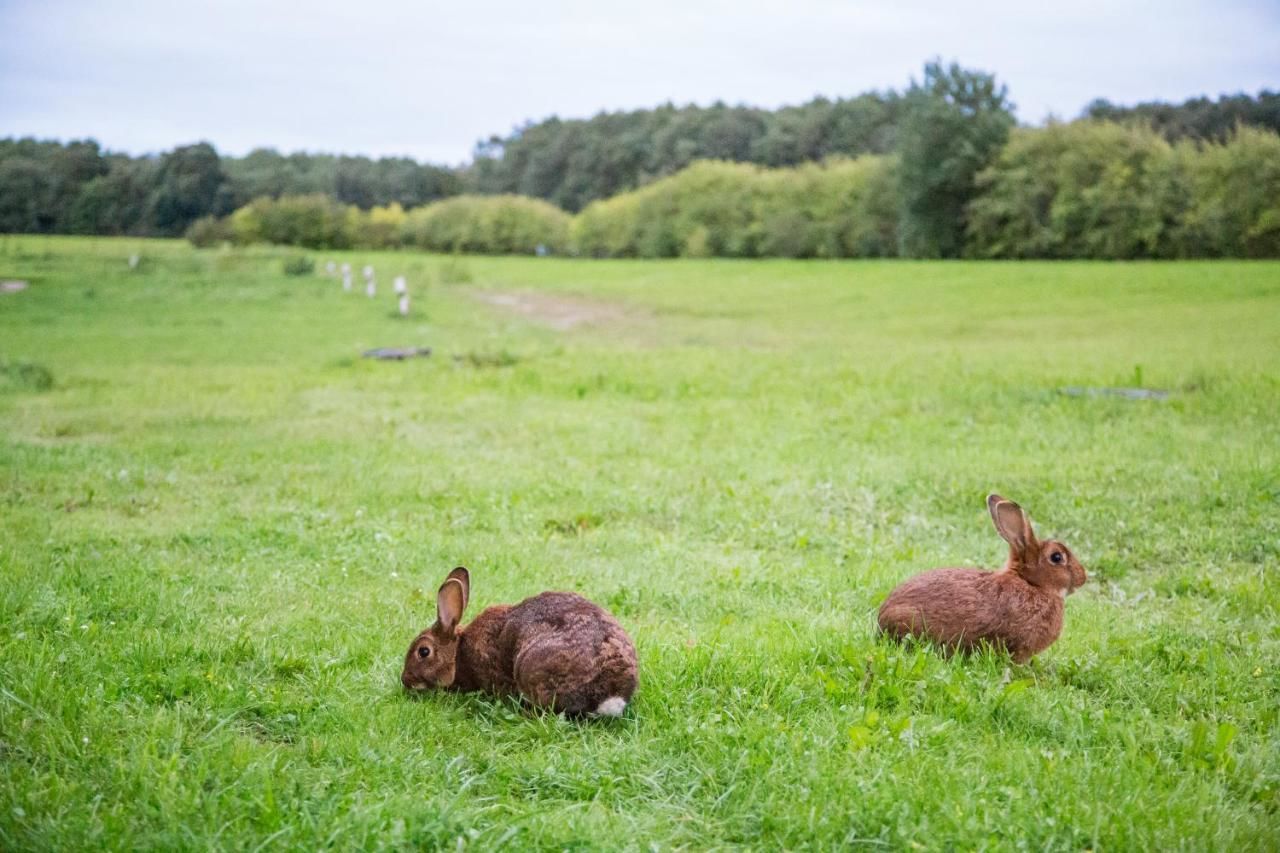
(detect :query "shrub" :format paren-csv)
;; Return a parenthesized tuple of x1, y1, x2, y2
(185, 215, 232, 248)
(967, 122, 1280, 259)
(229, 194, 354, 249)
(1181, 125, 1280, 258)
(281, 255, 315, 276)
(968, 122, 1180, 259)
(356, 202, 407, 249)
(761, 157, 900, 258)
(402, 195, 570, 254)
(571, 156, 900, 259)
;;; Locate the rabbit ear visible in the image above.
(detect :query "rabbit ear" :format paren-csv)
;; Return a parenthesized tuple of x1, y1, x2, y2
(445, 566, 470, 611)
(988, 494, 1037, 557)
(436, 578, 467, 635)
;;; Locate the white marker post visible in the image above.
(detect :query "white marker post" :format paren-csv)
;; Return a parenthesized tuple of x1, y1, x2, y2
(394, 276, 409, 315)
(128, 254, 140, 270)
(341, 262, 352, 291)
(363, 265, 376, 297)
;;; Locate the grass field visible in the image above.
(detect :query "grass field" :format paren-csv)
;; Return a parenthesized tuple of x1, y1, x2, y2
(2, 235, 1278, 850)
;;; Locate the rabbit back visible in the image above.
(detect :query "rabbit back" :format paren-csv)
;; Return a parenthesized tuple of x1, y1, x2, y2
(501, 592, 638, 716)
(878, 568, 1064, 662)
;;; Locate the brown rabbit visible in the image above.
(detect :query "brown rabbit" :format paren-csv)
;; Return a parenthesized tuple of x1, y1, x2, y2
(878, 495, 1087, 663)
(401, 567, 638, 717)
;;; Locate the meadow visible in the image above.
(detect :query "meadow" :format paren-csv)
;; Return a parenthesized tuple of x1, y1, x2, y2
(1, 235, 1277, 850)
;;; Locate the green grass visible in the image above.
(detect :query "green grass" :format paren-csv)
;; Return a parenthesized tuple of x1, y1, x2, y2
(1, 235, 1278, 850)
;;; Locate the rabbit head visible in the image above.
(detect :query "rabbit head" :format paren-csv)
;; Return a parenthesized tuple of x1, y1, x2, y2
(401, 567, 470, 691)
(988, 494, 1086, 596)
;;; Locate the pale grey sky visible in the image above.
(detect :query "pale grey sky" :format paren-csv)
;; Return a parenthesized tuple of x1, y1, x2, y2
(1, 0, 1277, 164)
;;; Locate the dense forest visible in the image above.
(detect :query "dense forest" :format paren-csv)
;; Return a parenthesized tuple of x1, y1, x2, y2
(1082, 91, 1280, 142)
(566, 123, 1280, 260)
(467, 92, 903, 212)
(458, 86, 1280, 213)
(0, 141, 458, 238)
(2, 66, 1278, 258)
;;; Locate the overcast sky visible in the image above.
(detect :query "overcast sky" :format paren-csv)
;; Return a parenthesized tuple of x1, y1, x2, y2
(2, 0, 1277, 165)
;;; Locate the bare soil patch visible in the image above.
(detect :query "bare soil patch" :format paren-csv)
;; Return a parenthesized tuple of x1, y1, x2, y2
(473, 290, 647, 331)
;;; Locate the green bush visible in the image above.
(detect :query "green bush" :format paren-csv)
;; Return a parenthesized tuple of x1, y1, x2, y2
(353, 202, 407, 249)
(571, 156, 899, 259)
(967, 122, 1280, 259)
(761, 158, 900, 258)
(572, 162, 762, 258)
(571, 192, 643, 258)
(1181, 125, 1280, 258)
(228, 194, 354, 249)
(185, 215, 233, 248)
(281, 255, 315, 276)
(967, 122, 1177, 259)
(402, 195, 570, 254)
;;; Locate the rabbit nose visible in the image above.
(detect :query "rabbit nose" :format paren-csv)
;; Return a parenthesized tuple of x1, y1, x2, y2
(1067, 570, 1086, 594)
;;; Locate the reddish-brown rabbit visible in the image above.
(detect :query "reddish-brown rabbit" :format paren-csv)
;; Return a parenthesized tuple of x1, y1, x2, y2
(401, 567, 638, 716)
(878, 495, 1086, 663)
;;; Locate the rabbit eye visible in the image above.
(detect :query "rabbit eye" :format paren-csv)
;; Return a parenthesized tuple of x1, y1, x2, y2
(1050, 552, 1065, 565)
(416, 646, 431, 659)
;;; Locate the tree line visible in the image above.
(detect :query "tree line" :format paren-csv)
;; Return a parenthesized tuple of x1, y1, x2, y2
(187, 121, 1280, 260)
(0, 140, 459, 239)
(1082, 91, 1280, 143)
(470, 87, 1280, 215)
(467, 92, 903, 212)
(572, 124, 1278, 260)
(2, 63, 1278, 257)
